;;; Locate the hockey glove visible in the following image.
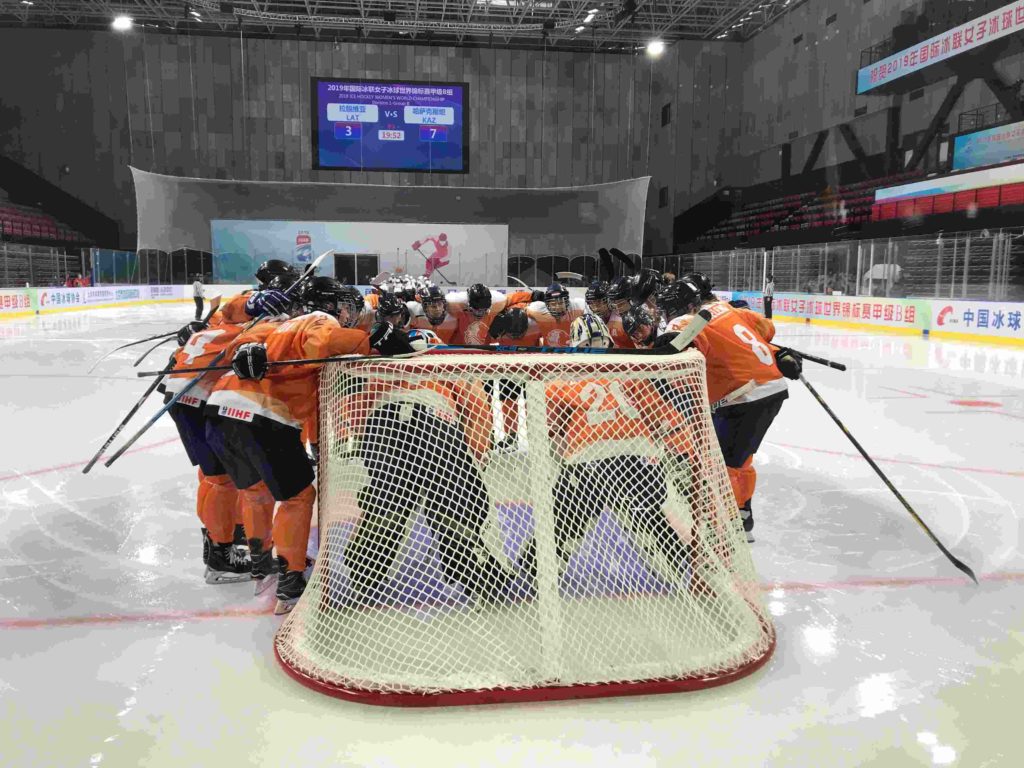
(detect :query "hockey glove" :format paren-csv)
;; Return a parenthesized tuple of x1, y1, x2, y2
(232, 343, 268, 380)
(176, 320, 208, 346)
(530, 289, 546, 303)
(245, 288, 291, 318)
(370, 321, 415, 357)
(775, 349, 803, 380)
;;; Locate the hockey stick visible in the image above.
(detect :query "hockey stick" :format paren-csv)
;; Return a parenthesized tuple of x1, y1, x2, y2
(777, 347, 847, 372)
(137, 348, 429, 377)
(102, 251, 330, 469)
(799, 373, 978, 585)
(555, 271, 585, 283)
(132, 335, 176, 368)
(710, 380, 756, 413)
(81, 296, 224, 474)
(139, 309, 713, 378)
(507, 276, 530, 289)
(598, 248, 615, 282)
(86, 294, 226, 373)
(610, 248, 639, 276)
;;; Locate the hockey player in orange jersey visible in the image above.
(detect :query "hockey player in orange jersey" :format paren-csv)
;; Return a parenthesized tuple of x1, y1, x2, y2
(341, 326, 514, 609)
(204, 277, 371, 612)
(164, 259, 300, 583)
(410, 285, 459, 343)
(515, 323, 692, 587)
(450, 283, 537, 346)
(657, 276, 801, 541)
(527, 283, 588, 347)
(482, 306, 542, 450)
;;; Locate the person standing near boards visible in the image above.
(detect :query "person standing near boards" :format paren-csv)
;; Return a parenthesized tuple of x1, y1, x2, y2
(193, 274, 205, 320)
(764, 274, 775, 319)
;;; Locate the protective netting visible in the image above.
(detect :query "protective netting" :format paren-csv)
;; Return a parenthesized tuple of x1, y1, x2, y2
(274, 350, 775, 705)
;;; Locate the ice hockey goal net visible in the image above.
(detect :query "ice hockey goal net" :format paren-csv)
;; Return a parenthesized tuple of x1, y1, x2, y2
(274, 350, 775, 705)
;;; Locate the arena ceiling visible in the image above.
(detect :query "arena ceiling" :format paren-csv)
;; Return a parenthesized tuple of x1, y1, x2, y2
(0, 0, 805, 50)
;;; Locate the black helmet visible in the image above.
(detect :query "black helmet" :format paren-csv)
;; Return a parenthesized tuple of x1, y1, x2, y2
(622, 306, 657, 346)
(256, 259, 300, 290)
(584, 280, 611, 320)
(467, 283, 491, 316)
(632, 268, 663, 307)
(544, 282, 570, 318)
(337, 285, 365, 328)
(376, 291, 407, 321)
(585, 280, 609, 303)
(683, 272, 715, 301)
(301, 276, 345, 316)
(608, 275, 634, 313)
(420, 285, 448, 325)
(489, 307, 529, 340)
(655, 280, 700, 320)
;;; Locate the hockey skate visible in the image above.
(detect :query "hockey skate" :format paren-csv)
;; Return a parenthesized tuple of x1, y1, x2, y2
(274, 557, 307, 615)
(201, 527, 211, 566)
(205, 541, 252, 584)
(250, 538, 277, 596)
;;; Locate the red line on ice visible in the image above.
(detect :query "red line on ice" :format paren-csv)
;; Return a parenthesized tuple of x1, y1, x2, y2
(0, 437, 180, 484)
(767, 441, 1024, 478)
(5, 572, 1023, 630)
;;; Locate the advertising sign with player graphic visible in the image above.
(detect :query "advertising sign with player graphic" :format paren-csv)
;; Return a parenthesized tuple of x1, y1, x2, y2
(312, 78, 468, 172)
(211, 219, 507, 286)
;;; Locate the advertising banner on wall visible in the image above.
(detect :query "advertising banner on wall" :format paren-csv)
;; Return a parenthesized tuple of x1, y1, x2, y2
(770, 293, 932, 331)
(952, 120, 1024, 171)
(857, 1, 1024, 94)
(0, 290, 32, 315)
(930, 300, 1024, 341)
(211, 220, 508, 287)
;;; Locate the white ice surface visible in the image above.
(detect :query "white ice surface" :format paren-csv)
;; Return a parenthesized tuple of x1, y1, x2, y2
(1, 304, 1023, 767)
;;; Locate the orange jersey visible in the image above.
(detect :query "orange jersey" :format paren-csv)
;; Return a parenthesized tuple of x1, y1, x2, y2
(545, 378, 682, 464)
(496, 315, 542, 346)
(342, 374, 493, 461)
(528, 297, 587, 347)
(207, 311, 369, 440)
(607, 314, 635, 350)
(410, 311, 459, 343)
(665, 303, 784, 405)
(450, 290, 534, 346)
(218, 291, 254, 323)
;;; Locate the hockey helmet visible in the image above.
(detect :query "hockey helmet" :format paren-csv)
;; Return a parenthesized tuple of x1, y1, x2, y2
(301, 276, 345, 317)
(255, 259, 300, 290)
(632, 268, 664, 307)
(544, 283, 570, 318)
(419, 285, 448, 325)
(655, 280, 700, 321)
(622, 305, 658, 347)
(683, 271, 715, 301)
(376, 291, 409, 326)
(489, 307, 529, 340)
(570, 313, 612, 349)
(337, 285, 365, 328)
(467, 283, 492, 317)
(407, 328, 443, 351)
(584, 280, 611, 321)
(608, 275, 635, 315)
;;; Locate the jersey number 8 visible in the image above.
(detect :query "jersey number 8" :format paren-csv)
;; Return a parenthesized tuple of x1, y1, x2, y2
(732, 324, 774, 366)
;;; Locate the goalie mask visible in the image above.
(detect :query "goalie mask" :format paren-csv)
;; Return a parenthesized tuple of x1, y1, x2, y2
(255, 259, 300, 291)
(337, 286, 365, 329)
(584, 281, 611, 321)
(407, 328, 443, 351)
(467, 283, 492, 318)
(570, 313, 612, 349)
(420, 285, 448, 326)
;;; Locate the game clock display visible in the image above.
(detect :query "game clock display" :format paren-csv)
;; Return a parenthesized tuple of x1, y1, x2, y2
(312, 78, 468, 173)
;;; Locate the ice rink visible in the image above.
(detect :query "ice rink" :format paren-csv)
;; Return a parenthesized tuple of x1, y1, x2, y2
(2, 302, 1022, 767)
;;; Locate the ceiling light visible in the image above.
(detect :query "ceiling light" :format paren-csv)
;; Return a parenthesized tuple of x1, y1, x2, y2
(112, 15, 133, 31)
(190, 11, 202, 19)
(575, 25, 585, 33)
(646, 39, 665, 57)
(21, 1, 34, 5)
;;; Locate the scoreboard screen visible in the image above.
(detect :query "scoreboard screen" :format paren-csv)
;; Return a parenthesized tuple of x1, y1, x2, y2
(311, 77, 468, 173)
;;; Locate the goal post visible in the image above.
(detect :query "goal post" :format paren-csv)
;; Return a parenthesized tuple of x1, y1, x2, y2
(274, 350, 775, 706)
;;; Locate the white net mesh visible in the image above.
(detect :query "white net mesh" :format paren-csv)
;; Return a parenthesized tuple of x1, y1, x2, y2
(274, 350, 775, 705)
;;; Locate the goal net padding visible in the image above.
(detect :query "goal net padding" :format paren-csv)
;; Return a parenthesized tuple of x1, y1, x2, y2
(274, 351, 775, 706)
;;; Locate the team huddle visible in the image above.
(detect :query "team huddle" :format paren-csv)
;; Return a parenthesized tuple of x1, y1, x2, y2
(162, 258, 800, 614)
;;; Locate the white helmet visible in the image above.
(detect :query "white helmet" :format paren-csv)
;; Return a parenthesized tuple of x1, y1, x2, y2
(570, 313, 612, 349)
(407, 328, 443, 351)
